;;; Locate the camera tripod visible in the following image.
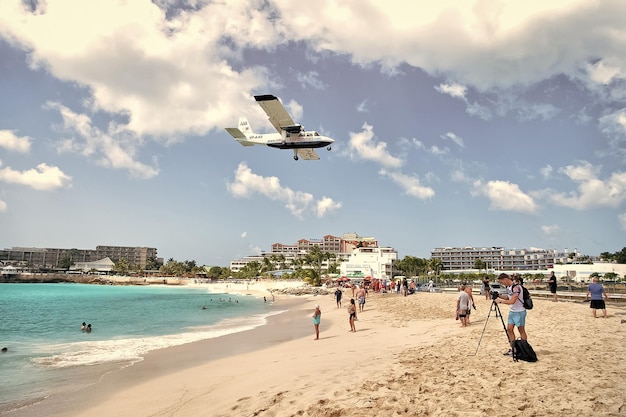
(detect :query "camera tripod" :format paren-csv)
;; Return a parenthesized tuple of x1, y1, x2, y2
(473, 297, 512, 356)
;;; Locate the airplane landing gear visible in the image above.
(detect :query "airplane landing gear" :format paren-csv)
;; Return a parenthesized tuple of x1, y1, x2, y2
(293, 155, 299, 161)
(327, 146, 332, 151)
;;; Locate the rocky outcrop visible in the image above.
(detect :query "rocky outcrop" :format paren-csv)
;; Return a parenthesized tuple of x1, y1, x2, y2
(270, 286, 330, 296)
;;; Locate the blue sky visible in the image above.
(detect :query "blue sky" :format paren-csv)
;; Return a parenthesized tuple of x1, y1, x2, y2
(0, 0, 625, 266)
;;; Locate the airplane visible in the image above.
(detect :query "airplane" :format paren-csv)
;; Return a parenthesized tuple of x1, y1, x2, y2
(225, 94, 334, 160)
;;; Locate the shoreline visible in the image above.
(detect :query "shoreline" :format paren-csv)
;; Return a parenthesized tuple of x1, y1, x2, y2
(6, 288, 626, 417)
(5, 293, 312, 417)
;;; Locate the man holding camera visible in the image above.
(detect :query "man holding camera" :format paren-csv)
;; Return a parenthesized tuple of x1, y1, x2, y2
(494, 273, 527, 356)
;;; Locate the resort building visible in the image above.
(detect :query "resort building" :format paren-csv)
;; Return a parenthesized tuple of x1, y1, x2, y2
(230, 233, 379, 273)
(430, 246, 598, 272)
(0, 245, 160, 269)
(339, 246, 398, 282)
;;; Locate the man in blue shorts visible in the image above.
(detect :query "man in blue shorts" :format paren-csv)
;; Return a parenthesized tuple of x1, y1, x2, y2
(494, 273, 528, 356)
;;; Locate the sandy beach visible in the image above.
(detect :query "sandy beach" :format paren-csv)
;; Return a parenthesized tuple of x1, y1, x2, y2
(10, 283, 625, 417)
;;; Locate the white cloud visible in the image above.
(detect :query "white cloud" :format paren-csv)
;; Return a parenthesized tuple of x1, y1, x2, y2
(0, 161, 72, 191)
(316, 196, 342, 217)
(379, 169, 435, 200)
(240, 232, 247, 239)
(541, 224, 560, 236)
(441, 132, 464, 148)
(435, 83, 467, 99)
(598, 108, 626, 162)
(586, 60, 623, 86)
(48, 102, 159, 179)
(297, 71, 326, 90)
(348, 123, 403, 168)
(357, 98, 370, 113)
(618, 213, 626, 231)
(0, 130, 32, 153)
(544, 161, 626, 209)
(0, 199, 7, 212)
(472, 179, 537, 213)
(227, 162, 341, 219)
(0, 0, 272, 138)
(540, 164, 553, 180)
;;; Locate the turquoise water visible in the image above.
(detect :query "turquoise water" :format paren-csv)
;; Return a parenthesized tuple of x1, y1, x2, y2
(0, 283, 276, 409)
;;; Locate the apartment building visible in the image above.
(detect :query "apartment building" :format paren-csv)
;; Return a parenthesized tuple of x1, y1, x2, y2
(430, 246, 584, 271)
(0, 245, 159, 269)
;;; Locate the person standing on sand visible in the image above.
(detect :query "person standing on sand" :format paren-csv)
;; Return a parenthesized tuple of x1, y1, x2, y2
(356, 286, 366, 312)
(495, 273, 528, 356)
(548, 271, 558, 302)
(464, 284, 475, 324)
(335, 287, 343, 308)
(482, 276, 491, 300)
(312, 304, 321, 340)
(348, 299, 357, 332)
(586, 277, 608, 318)
(456, 284, 470, 327)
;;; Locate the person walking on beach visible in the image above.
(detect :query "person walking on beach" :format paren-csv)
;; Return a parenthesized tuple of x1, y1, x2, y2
(312, 304, 321, 340)
(495, 273, 528, 355)
(348, 299, 357, 332)
(356, 286, 366, 312)
(334, 287, 343, 308)
(482, 276, 491, 300)
(464, 284, 475, 324)
(548, 271, 558, 302)
(456, 284, 471, 327)
(586, 277, 608, 318)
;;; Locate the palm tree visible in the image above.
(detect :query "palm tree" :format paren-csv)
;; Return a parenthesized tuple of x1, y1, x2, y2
(303, 246, 333, 286)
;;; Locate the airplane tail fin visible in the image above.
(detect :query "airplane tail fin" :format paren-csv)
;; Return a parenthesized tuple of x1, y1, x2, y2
(225, 117, 256, 146)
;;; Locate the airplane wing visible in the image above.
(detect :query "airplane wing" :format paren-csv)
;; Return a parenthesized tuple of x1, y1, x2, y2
(255, 95, 299, 133)
(298, 148, 320, 160)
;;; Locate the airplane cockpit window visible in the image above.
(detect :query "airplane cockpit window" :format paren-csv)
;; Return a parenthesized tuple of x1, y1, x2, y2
(314, 132, 320, 136)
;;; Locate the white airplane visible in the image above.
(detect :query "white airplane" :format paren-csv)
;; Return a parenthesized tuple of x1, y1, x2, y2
(225, 94, 334, 160)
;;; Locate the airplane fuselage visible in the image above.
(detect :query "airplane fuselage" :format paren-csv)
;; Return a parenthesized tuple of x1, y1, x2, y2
(249, 131, 334, 150)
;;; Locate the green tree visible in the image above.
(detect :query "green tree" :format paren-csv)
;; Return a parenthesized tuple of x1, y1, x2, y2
(474, 258, 487, 272)
(303, 246, 333, 286)
(396, 256, 428, 280)
(112, 258, 131, 275)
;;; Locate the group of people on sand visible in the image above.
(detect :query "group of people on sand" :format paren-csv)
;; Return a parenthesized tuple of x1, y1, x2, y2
(81, 322, 92, 333)
(314, 286, 367, 339)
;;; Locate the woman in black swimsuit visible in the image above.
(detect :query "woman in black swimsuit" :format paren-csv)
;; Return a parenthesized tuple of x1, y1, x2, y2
(348, 299, 357, 332)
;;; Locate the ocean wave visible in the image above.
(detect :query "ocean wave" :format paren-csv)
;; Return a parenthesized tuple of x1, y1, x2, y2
(32, 310, 286, 369)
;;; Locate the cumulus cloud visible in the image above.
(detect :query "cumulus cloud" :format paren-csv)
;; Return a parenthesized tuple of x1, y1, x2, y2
(49, 102, 159, 179)
(0, 161, 72, 191)
(472, 179, 537, 213)
(348, 123, 403, 168)
(316, 196, 343, 217)
(0, 130, 32, 153)
(240, 232, 247, 239)
(227, 162, 341, 219)
(541, 161, 626, 209)
(0, 199, 7, 212)
(435, 83, 467, 99)
(0, 0, 271, 138)
(380, 169, 435, 200)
